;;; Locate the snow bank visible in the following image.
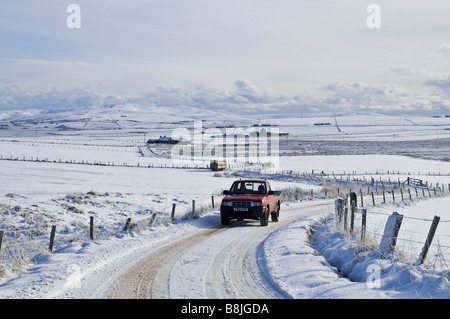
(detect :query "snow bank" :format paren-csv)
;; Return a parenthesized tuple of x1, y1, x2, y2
(262, 214, 390, 298)
(309, 216, 450, 298)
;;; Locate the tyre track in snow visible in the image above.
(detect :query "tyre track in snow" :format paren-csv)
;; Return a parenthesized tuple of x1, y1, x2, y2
(104, 201, 333, 299)
(104, 227, 228, 298)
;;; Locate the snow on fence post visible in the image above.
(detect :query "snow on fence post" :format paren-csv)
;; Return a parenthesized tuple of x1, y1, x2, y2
(379, 212, 403, 258)
(416, 215, 440, 266)
(49, 225, 56, 252)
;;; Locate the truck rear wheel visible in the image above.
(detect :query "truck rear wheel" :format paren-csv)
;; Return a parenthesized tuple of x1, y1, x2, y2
(271, 204, 280, 222)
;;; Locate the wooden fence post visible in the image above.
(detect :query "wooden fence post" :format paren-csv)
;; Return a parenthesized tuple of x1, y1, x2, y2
(150, 212, 157, 225)
(334, 198, 339, 216)
(360, 191, 364, 207)
(371, 192, 375, 207)
(361, 208, 367, 243)
(349, 192, 357, 207)
(171, 203, 176, 221)
(0, 230, 4, 252)
(123, 218, 132, 231)
(192, 200, 196, 216)
(335, 198, 343, 225)
(90, 216, 95, 240)
(350, 200, 356, 234)
(416, 215, 440, 266)
(379, 212, 403, 258)
(49, 225, 56, 252)
(343, 206, 348, 231)
(211, 195, 215, 209)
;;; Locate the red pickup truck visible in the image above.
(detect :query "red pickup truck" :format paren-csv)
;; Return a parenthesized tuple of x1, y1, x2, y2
(220, 179, 281, 226)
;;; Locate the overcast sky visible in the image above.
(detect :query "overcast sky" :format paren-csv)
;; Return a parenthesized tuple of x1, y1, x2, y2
(1, 1, 450, 115)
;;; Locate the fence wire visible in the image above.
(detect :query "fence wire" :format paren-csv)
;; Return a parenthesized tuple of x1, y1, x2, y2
(334, 193, 450, 269)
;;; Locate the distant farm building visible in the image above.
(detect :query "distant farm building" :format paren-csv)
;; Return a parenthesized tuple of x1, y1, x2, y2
(147, 136, 179, 144)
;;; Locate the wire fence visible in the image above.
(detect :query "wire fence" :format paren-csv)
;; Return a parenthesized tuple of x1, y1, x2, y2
(0, 196, 218, 277)
(1, 174, 449, 278)
(334, 190, 450, 269)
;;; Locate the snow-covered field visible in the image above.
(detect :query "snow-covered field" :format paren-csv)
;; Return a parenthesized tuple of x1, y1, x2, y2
(0, 105, 449, 299)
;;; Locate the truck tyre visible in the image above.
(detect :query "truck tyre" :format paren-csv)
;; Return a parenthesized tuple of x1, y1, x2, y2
(260, 206, 269, 226)
(221, 213, 230, 225)
(271, 204, 280, 222)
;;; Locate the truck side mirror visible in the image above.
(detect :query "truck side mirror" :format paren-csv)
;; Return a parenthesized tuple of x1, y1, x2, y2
(268, 190, 274, 195)
(223, 190, 229, 195)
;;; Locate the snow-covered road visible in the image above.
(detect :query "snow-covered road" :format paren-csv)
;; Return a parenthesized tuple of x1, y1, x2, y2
(167, 203, 334, 299)
(81, 202, 333, 299)
(44, 202, 333, 299)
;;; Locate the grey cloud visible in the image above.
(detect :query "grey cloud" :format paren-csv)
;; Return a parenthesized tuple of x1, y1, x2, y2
(320, 81, 441, 114)
(424, 76, 450, 91)
(1, 78, 449, 116)
(0, 86, 126, 111)
(390, 65, 418, 76)
(440, 43, 450, 52)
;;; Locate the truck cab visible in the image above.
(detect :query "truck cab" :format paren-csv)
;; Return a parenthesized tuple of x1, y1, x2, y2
(220, 179, 281, 226)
